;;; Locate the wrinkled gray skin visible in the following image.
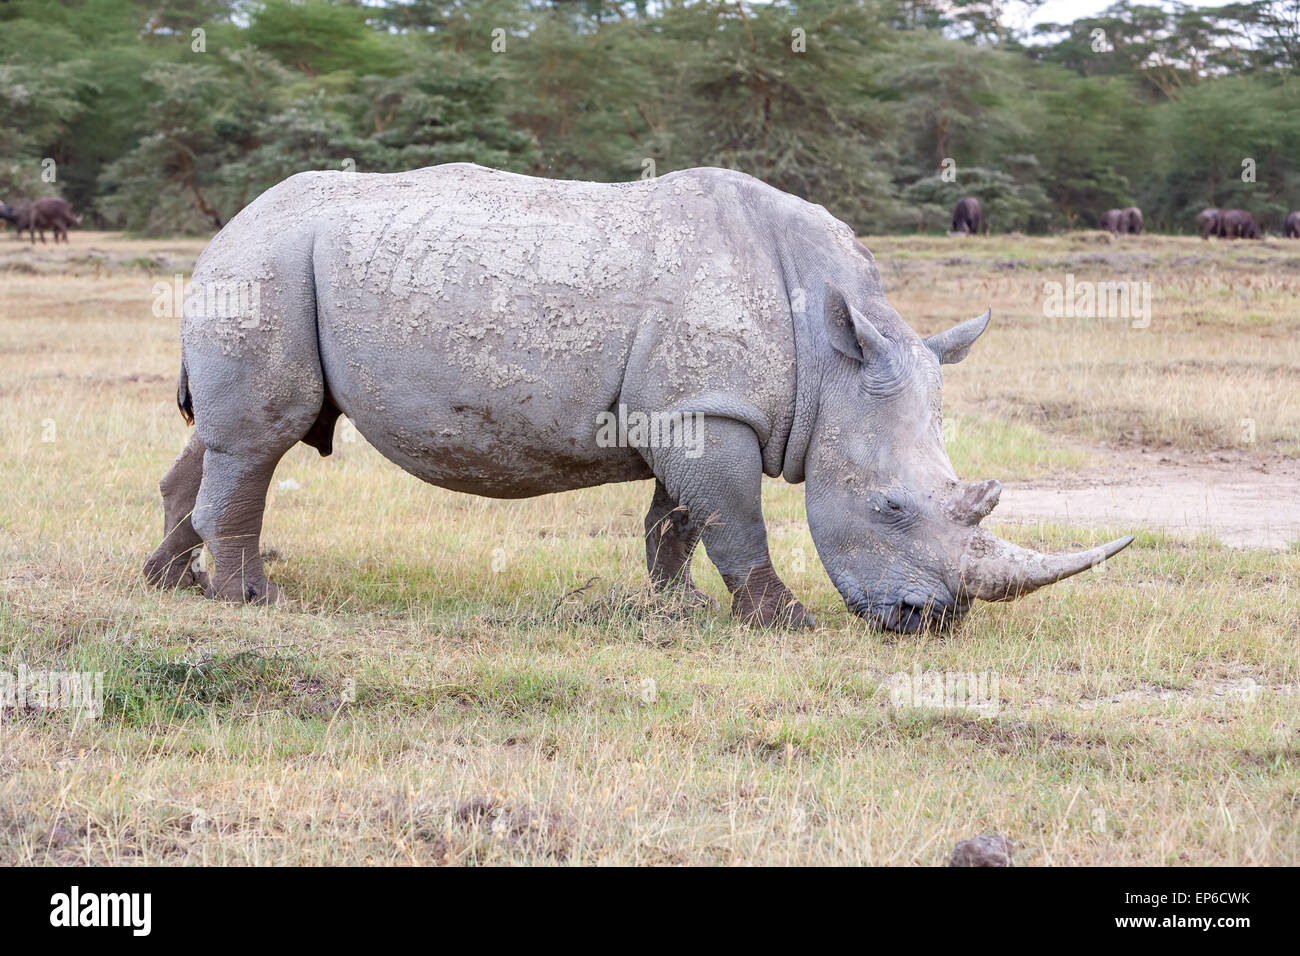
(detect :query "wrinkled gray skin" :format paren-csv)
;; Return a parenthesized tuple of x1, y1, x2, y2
(1099, 208, 1124, 234)
(144, 164, 1132, 631)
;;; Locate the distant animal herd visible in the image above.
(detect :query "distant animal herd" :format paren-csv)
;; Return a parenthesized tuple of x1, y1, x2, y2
(1, 191, 1298, 243)
(949, 196, 1300, 240)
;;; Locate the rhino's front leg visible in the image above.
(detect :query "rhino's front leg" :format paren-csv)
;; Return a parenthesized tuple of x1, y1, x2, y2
(653, 418, 813, 629)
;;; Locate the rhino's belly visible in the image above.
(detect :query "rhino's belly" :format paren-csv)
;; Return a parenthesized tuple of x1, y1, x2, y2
(316, 301, 652, 498)
(354, 423, 652, 498)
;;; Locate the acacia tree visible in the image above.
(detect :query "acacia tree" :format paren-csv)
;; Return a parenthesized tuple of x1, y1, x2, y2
(1032, 74, 1143, 227)
(1154, 74, 1297, 230)
(647, 1, 902, 231)
(100, 64, 248, 232)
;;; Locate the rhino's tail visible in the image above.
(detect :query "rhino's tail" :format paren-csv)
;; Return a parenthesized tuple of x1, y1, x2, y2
(177, 359, 194, 425)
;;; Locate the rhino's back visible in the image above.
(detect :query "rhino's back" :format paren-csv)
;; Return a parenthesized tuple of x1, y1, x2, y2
(310, 164, 677, 381)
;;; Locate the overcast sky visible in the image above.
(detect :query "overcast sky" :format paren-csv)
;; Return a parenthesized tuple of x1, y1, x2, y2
(1018, 0, 1227, 29)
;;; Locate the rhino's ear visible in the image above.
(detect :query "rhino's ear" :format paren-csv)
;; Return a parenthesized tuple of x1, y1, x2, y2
(925, 307, 991, 365)
(824, 284, 890, 365)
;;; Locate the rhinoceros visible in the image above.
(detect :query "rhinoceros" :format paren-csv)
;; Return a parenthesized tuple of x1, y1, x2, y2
(143, 164, 1132, 632)
(0, 198, 81, 243)
(1218, 208, 1260, 240)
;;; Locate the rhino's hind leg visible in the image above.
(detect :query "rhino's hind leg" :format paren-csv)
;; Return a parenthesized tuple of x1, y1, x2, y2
(644, 478, 720, 612)
(186, 367, 320, 605)
(179, 233, 324, 605)
(189, 445, 287, 605)
(143, 432, 206, 590)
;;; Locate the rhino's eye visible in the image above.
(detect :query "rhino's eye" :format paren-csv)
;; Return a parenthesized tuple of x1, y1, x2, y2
(876, 489, 915, 520)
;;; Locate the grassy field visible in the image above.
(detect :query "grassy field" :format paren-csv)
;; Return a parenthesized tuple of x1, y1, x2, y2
(0, 231, 1297, 865)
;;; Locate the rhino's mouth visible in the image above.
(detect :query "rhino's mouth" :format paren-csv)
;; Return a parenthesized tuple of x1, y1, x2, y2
(850, 596, 971, 633)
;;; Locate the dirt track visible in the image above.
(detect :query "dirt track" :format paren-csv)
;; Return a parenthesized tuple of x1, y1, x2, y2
(997, 448, 1300, 549)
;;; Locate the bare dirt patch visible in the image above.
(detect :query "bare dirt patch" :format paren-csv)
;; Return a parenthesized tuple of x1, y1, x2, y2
(995, 446, 1300, 549)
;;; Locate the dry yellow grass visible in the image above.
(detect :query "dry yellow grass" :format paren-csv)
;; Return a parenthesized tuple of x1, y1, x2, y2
(872, 232, 1300, 456)
(0, 231, 1296, 865)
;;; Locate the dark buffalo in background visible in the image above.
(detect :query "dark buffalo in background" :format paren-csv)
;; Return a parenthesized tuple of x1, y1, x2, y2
(0, 198, 82, 244)
(1121, 206, 1143, 234)
(950, 196, 982, 235)
(1099, 208, 1124, 233)
(1285, 211, 1300, 238)
(0, 201, 29, 239)
(1197, 208, 1221, 239)
(1217, 208, 1260, 239)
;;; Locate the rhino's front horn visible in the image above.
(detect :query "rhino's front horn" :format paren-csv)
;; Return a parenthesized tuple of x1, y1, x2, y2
(957, 529, 1135, 602)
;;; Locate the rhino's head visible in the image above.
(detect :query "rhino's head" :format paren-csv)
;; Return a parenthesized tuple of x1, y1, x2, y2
(804, 285, 1132, 633)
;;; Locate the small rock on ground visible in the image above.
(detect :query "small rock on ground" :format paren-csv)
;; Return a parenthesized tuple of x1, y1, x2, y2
(950, 834, 1014, 867)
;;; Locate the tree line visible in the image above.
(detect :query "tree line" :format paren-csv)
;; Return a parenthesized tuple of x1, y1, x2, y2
(2, 0, 1298, 236)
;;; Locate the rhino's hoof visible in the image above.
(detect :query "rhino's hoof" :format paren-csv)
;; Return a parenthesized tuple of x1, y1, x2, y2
(242, 581, 283, 606)
(732, 596, 815, 630)
(199, 574, 282, 606)
(142, 552, 197, 590)
(784, 604, 816, 630)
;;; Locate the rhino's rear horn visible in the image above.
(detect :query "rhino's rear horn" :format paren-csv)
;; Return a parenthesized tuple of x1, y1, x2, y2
(949, 478, 1001, 525)
(957, 529, 1135, 602)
